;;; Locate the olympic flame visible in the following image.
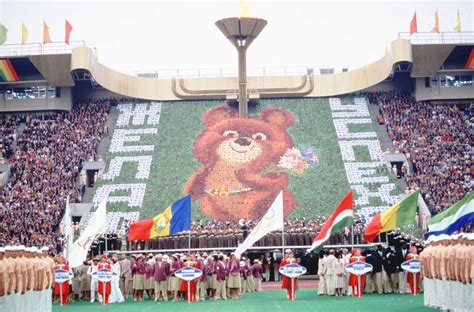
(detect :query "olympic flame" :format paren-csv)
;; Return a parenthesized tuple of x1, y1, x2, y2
(239, 0, 253, 18)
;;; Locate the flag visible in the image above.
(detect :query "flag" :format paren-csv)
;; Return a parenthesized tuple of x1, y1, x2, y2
(364, 191, 419, 243)
(307, 191, 353, 253)
(0, 24, 8, 45)
(43, 21, 52, 44)
(425, 192, 474, 239)
(465, 48, 474, 69)
(410, 12, 418, 34)
(65, 19, 73, 44)
(68, 199, 107, 267)
(63, 196, 74, 260)
(21, 22, 28, 44)
(128, 195, 191, 241)
(0, 59, 20, 82)
(453, 10, 461, 32)
(432, 10, 440, 33)
(235, 191, 284, 257)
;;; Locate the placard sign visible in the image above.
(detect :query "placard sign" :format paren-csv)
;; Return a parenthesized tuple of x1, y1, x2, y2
(175, 267, 203, 281)
(279, 263, 307, 278)
(401, 259, 421, 274)
(54, 269, 73, 284)
(345, 261, 373, 276)
(92, 268, 116, 282)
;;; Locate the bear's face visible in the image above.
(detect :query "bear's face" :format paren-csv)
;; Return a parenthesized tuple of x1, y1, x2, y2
(193, 105, 295, 168)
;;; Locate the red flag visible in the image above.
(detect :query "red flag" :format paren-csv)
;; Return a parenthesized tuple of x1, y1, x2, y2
(65, 19, 73, 44)
(410, 12, 418, 34)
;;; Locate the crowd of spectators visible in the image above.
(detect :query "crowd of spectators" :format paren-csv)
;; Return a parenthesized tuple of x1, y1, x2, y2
(365, 91, 473, 216)
(0, 99, 111, 251)
(0, 115, 23, 160)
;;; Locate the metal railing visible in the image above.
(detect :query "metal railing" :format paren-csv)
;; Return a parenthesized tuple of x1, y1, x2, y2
(0, 41, 92, 57)
(398, 31, 474, 44)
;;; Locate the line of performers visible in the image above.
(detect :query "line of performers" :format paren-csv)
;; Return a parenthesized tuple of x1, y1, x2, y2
(69, 251, 265, 304)
(419, 233, 473, 312)
(0, 246, 55, 312)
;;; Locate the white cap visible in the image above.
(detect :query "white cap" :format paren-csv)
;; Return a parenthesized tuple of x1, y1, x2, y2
(41, 246, 49, 251)
(0, 247, 5, 253)
(18, 245, 25, 251)
(24, 247, 31, 252)
(30, 247, 38, 253)
(5, 246, 13, 251)
(37, 250, 42, 254)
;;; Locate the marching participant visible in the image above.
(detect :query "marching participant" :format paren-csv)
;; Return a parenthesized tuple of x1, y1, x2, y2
(151, 253, 169, 301)
(97, 255, 112, 305)
(131, 254, 146, 301)
(280, 249, 298, 300)
(317, 250, 327, 295)
(145, 253, 155, 300)
(213, 254, 227, 300)
(179, 253, 200, 303)
(251, 259, 263, 292)
(226, 253, 241, 299)
(405, 246, 420, 295)
(324, 249, 337, 296)
(87, 257, 99, 302)
(168, 254, 181, 301)
(239, 259, 248, 294)
(348, 248, 365, 298)
(110, 254, 124, 303)
(119, 254, 132, 299)
(196, 253, 207, 301)
(53, 255, 70, 305)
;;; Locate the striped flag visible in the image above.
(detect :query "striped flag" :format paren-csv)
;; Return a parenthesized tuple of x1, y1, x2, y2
(307, 191, 353, 253)
(364, 191, 419, 243)
(453, 10, 461, 32)
(425, 192, 474, 239)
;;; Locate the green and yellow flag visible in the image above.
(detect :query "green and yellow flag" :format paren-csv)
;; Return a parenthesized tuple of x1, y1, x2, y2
(21, 22, 28, 44)
(0, 24, 8, 44)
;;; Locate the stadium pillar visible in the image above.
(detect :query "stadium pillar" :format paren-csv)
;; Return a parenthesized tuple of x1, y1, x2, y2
(215, 17, 267, 118)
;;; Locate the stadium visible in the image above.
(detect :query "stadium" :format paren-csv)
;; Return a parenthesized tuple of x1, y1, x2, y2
(0, 1, 472, 311)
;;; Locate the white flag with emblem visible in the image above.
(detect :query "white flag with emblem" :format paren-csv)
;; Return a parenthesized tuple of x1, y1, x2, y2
(235, 191, 284, 258)
(68, 199, 107, 268)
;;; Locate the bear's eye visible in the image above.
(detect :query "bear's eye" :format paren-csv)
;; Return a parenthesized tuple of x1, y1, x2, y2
(223, 130, 239, 138)
(252, 133, 267, 141)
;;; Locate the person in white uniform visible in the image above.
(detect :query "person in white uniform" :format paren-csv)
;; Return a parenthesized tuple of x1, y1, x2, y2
(110, 254, 124, 303)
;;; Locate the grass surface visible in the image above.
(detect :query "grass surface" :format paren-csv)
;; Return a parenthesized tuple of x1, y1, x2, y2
(52, 289, 430, 312)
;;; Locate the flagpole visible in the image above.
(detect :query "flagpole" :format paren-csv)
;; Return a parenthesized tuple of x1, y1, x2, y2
(281, 223, 285, 256)
(351, 224, 354, 247)
(188, 231, 191, 252)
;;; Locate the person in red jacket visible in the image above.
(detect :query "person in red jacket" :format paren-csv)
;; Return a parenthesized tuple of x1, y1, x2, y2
(97, 255, 112, 305)
(406, 246, 420, 295)
(280, 249, 298, 300)
(53, 256, 70, 305)
(348, 248, 366, 298)
(179, 253, 200, 303)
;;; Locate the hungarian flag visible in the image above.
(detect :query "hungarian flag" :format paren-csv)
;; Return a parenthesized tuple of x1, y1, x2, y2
(410, 12, 418, 34)
(364, 191, 419, 243)
(128, 195, 191, 241)
(307, 191, 353, 253)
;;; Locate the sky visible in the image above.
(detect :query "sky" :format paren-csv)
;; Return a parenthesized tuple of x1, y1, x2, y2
(0, 0, 472, 74)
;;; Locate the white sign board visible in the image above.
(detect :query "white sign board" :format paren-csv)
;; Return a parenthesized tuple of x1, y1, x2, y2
(175, 267, 203, 281)
(54, 269, 73, 284)
(345, 261, 373, 276)
(279, 263, 307, 278)
(92, 268, 116, 282)
(401, 259, 421, 274)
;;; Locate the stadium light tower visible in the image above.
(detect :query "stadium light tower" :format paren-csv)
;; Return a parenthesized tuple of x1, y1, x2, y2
(215, 17, 267, 118)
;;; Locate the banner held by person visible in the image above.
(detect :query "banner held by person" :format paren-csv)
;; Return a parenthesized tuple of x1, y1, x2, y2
(234, 191, 284, 258)
(425, 191, 474, 239)
(68, 199, 107, 267)
(307, 190, 353, 253)
(128, 194, 191, 241)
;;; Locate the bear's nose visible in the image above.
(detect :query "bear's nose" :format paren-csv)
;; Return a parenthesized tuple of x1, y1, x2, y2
(234, 137, 251, 146)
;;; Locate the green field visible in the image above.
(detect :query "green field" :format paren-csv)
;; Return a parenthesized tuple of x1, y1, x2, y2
(52, 289, 429, 312)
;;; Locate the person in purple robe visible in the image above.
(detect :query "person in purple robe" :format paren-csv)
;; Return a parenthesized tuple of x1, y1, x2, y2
(151, 254, 170, 301)
(227, 253, 241, 299)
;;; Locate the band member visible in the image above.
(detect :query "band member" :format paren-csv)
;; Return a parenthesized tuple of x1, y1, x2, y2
(53, 256, 70, 305)
(97, 255, 112, 305)
(348, 248, 366, 298)
(406, 246, 420, 295)
(151, 253, 170, 301)
(131, 254, 146, 301)
(280, 249, 298, 300)
(226, 253, 241, 299)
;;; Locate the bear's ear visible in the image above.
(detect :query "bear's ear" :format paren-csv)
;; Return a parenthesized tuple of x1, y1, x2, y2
(260, 106, 295, 129)
(202, 105, 239, 127)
